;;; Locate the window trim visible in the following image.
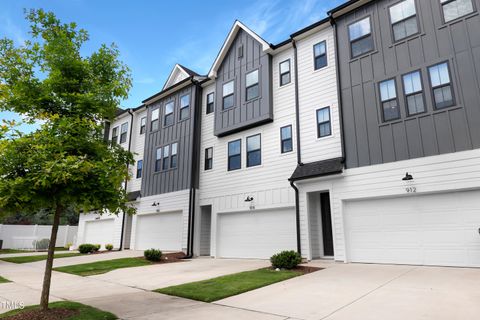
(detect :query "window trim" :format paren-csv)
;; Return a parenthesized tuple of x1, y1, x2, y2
(440, 0, 476, 24)
(206, 92, 215, 114)
(227, 139, 241, 171)
(279, 59, 291, 86)
(245, 69, 260, 102)
(316, 107, 332, 138)
(179, 94, 190, 121)
(140, 117, 146, 134)
(280, 125, 293, 154)
(151, 108, 159, 132)
(246, 134, 262, 168)
(379, 78, 401, 122)
(348, 16, 375, 59)
(388, 0, 420, 43)
(428, 60, 456, 110)
(204, 147, 213, 171)
(222, 80, 235, 110)
(136, 160, 143, 179)
(402, 69, 427, 117)
(313, 41, 328, 70)
(163, 101, 174, 127)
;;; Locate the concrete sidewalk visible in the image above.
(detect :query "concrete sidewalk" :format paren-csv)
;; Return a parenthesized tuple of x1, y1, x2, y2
(0, 250, 76, 259)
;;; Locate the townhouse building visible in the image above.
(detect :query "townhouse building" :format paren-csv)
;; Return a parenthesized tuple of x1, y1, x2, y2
(78, 0, 480, 268)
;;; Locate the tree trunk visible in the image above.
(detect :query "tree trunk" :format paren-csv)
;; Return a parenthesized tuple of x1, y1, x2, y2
(40, 204, 63, 311)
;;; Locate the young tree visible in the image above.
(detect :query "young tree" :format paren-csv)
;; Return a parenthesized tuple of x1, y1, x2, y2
(0, 10, 134, 310)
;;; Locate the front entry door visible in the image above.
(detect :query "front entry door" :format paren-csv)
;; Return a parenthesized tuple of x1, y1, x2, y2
(320, 193, 334, 256)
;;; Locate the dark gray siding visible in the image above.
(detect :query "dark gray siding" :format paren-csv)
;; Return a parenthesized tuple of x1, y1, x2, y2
(214, 29, 273, 136)
(336, 0, 480, 168)
(141, 84, 200, 197)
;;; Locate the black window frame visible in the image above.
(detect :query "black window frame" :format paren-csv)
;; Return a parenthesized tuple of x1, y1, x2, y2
(245, 69, 259, 101)
(140, 117, 146, 134)
(136, 160, 143, 179)
(111, 126, 119, 145)
(151, 108, 159, 131)
(246, 134, 261, 168)
(348, 16, 375, 59)
(280, 125, 293, 154)
(162, 144, 170, 170)
(428, 61, 455, 110)
(316, 107, 332, 138)
(313, 41, 328, 70)
(204, 147, 213, 171)
(279, 59, 291, 86)
(119, 122, 128, 144)
(402, 70, 426, 116)
(179, 94, 190, 121)
(155, 148, 162, 172)
(379, 78, 401, 122)
(170, 142, 178, 169)
(388, 0, 420, 42)
(163, 101, 174, 127)
(440, 0, 475, 23)
(206, 92, 214, 114)
(228, 139, 241, 171)
(223, 80, 235, 110)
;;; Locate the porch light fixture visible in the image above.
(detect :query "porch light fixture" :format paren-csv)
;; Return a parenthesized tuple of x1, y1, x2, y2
(244, 196, 254, 202)
(151, 202, 160, 207)
(402, 172, 413, 181)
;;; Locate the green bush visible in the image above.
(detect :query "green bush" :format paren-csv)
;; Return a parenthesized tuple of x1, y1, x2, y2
(144, 249, 162, 261)
(64, 242, 73, 249)
(35, 238, 50, 250)
(93, 244, 101, 252)
(105, 244, 113, 251)
(270, 250, 302, 269)
(78, 244, 95, 254)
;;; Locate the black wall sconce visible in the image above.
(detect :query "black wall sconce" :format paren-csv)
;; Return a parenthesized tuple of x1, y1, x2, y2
(244, 196, 254, 202)
(151, 202, 160, 207)
(402, 172, 413, 181)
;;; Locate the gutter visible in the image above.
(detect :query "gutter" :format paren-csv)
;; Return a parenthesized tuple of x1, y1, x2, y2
(119, 108, 135, 251)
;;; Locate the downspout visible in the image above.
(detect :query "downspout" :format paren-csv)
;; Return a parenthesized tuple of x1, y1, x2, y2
(119, 108, 134, 251)
(290, 38, 302, 256)
(183, 81, 202, 259)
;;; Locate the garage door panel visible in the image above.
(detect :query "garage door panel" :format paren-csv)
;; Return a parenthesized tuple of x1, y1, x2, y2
(135, 212, 183, 251)
(217, 208, 296, 259)
(344, 190, 480, 267)
(84, 219, 115, 247)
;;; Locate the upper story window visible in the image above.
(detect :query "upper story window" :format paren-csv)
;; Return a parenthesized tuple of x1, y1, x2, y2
(162, 145, 170, 170)
(120, 122, 128, 144)
(111, 126, 118, 145)
(389, 0, 418, 42)
(403, 70, 425, 115)
(164, 101, 174, 126)
(247, 134, 261, 167)
(140, 117, 146, 134)
(180, 95, 190, 120)
(246, 70, 259, 101)
(206, 92, 214, 114)
(205, 147, 213, 170)
(170, 143, 178, 168)
(151, 109, 159, 131)
(349, 17, 374, 58)
(228, 139, 241, 171)
(280, 125, 293, 153)
(441, 0, 474, 23)
(316, 107, 332, 138)
(155, 148, 162, 172)
(379, 79, 400, 121)
(136, 160, 143, 179)
(429, 62, 454, 109)
(223, 81, 234, 109)
(313, 41, 327, 70)
(279, 60, 291, 86)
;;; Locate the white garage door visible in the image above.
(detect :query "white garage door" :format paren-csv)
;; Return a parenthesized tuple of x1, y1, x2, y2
(344, 190, 480, 267)
(135, 212, 183, 251)
(84, 219, 115, 246)
(217, 208, 296, 259)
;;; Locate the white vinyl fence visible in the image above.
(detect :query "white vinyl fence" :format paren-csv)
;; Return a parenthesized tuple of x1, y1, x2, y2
(0, 224, 78, 250)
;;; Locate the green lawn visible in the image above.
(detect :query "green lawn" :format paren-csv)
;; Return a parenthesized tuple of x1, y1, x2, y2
(0, 276, 10, 283)
(155, 268, 301, 302)
(0, 247, 70, 255)
(54, 257, 151, 276)
(0, 252, 82, 264)
(0, 301, 116, 319)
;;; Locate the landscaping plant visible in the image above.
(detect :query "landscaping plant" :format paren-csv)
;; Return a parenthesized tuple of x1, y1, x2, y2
(144, 249, 162, 261)
(93, 244, 101, 252)
(78, 244, 95, 254)
(105, 244, 113, 251)
(270, 250, 302, 269)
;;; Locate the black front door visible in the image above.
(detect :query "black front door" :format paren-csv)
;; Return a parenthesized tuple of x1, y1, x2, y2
(320, 192, 334, 256)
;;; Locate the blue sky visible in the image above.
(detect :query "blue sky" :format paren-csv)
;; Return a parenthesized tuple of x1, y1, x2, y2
(0, 0, 343, 132)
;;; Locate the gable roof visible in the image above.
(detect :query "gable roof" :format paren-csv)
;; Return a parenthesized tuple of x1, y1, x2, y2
(208, 20, 272, 79)
(163, 64, 200, 90)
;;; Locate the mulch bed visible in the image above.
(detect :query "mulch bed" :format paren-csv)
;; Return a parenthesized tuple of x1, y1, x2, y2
(149, 252, 186, 264)
(3, 308, 78, 320)
(269, 265, 323, 274)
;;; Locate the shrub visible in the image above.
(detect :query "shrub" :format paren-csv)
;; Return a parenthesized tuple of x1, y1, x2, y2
(144, 249, 162, 261)
(105, 244, 113, 251)
(35, 238, 50, 250)
(64, 242, 73, 249)
(270, 250, 302, 269)
(78, 244, 95, 254)
(93, 244, 101, 252)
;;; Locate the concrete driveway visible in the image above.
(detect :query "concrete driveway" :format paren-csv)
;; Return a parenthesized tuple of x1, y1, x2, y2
(217, 261, 480, 320)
